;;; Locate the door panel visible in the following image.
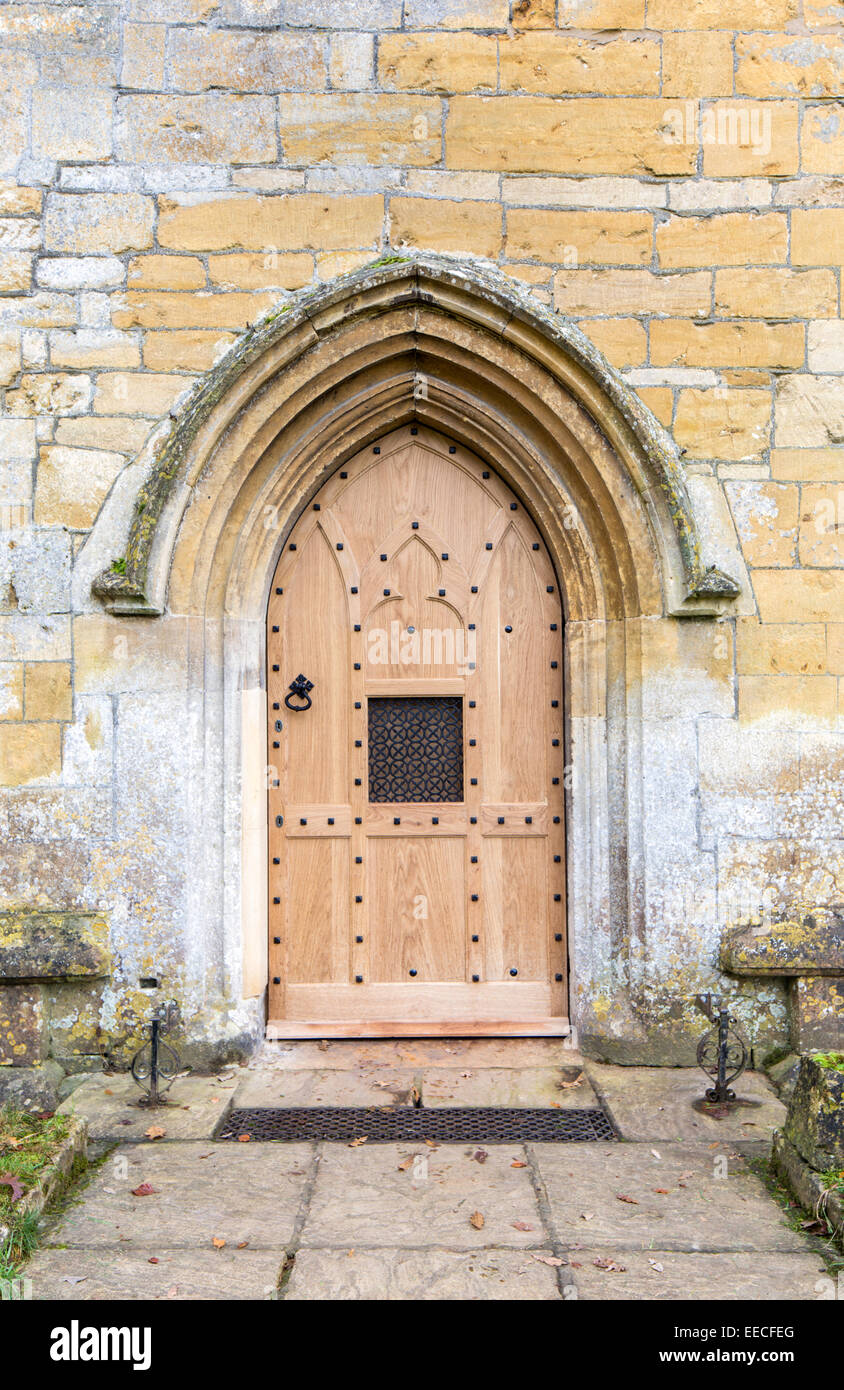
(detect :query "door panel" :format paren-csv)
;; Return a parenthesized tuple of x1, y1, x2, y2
(267, 424, 567, 1036)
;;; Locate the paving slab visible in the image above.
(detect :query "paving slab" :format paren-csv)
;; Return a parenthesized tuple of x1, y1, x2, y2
(300, 1143, 543, 1250)
(586, 1064, 786, 1142)
(26, 1246, 285, 1301)
(57, 1073, 237, 1141)
(233, 1066, 418, 1108)
(283, 1246, 562, 1300)
(567, 1249, 829, 1301)
(532, 1142, 810, 1254)
(421, 1066, 594, 1108)
(256, 1038, 580, 1070)
(42, 1141, 313, 1250)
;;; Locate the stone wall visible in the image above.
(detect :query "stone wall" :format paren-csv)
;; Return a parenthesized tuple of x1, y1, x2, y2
(0, 0, 842, 1083)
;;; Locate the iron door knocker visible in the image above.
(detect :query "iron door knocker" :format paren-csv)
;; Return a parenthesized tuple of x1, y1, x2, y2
(285, 673, 314, 711)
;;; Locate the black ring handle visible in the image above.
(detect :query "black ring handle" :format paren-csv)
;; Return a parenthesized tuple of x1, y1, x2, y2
(284, 674, 314, 711)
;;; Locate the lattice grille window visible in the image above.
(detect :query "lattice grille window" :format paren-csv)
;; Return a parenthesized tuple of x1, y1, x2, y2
(367, 697, 464, 803)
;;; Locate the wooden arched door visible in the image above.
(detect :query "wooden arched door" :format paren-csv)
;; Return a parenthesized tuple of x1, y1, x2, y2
(267, 425, 567, 1036)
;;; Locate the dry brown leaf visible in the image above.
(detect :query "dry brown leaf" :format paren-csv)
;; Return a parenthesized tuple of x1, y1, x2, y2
(348, 1136, 368, 1147)
(512, 1221, 534, 1231)
(469, 1210, 485, 1229)
(654, 1188, 671, 1195)
(511, 1159, 527, 1168)
(237, 1133, 251, 1143)
(237, 1240, 249, 1249)
(532, 1254, 564, 1266)
(148, 1257, 160, 1264)
(144, 1125, 166, 1141)
(593, 1256, 627, 1272)
(616, 1194, 639, 1204)
(397, 1156, 415, 1171)
(131, 1182, 156, 1197)
(212, 1236, 226, 1249)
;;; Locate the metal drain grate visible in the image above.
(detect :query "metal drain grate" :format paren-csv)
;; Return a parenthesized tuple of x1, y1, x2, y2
(217, 1106, 615, 1143)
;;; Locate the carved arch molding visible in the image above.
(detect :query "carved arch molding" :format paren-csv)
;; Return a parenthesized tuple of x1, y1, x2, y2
(79, 254, 744, 1050)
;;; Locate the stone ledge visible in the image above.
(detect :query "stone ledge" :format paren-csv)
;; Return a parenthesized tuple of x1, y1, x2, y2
(18, 1114, 88, 1224)
(0, 910, 110, 981)
(721, 906, 844, 977)
(772, 1131, 844, 1250)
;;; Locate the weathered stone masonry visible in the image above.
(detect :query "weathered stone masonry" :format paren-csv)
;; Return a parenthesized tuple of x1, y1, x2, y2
(0, 0, 842, 1097)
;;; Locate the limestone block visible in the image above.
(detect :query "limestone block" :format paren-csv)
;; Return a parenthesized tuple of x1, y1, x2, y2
(507, 208, 651, 265)
(784, 1055, 844, 1170)
(662, 31, 734, 97)
(6, 373, 92, 417)
(167, 29, 326, 93)
(0, 663, 22, 719)
(143, 330, 237, 371)
(726, 481, 798, 568)
(802, 103, 844, 175)
(657, 213, 787, 268)
(792, 208, 844, 264)
(127, 255, 205, 290)
(73, 613, 188, 695)
(31, 87, 113, 161)
(34, 446, 124, 529)
(36, 257, 124, 291)
(715, 268, 836, 319)
(60, 695, 113, 785)
(0, 910, 109, 981)
(0, 614, 70, 662)
(157, 193, 383, 252)
(278, 94, 440, 166)
(674, 388, 771, 461)
(0, 528, 71, 614)
(638, 618, 734, 720)
(404, 0, 508, 25)
(701, 101, 799, 178)
(555, 268, 710, 317)
(0, 253, 32, 293)
(498, 33, 661, 97)
(330, 33, 374, 91)
(207, 253, 312, 291)
(0, 723, 62, 787)
(808, 322, 844, 373)
(24, 662, 72, 721)
(753, 569, 844, 626)
(380, 33, 498, 93)
(790, 977, 844, 1052)
(92, 370, 190, 415)
(799, 484, 844, 567)
(44, 194, 155, 254)
(48, 330, 140, 370)
(738, 674, 837, 726)
(736, 34, 844, 99)
(115, 95, 277, 165)
(112, 291, 279, 333)
(447, 97, 696, 175)
(651, 319, 803, 370)
(121, 22, 165, 91)
(391, 197, 502, 257)
(735, 619, 826, 676)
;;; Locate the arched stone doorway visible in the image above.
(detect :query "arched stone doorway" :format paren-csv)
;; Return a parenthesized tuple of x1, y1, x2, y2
(76, 254, 745, 1061)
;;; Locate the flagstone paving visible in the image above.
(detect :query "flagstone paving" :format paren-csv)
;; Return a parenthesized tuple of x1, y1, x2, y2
(21, 1043, 831, 1301)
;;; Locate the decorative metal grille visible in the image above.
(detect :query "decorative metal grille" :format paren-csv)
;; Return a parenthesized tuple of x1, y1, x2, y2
(217, 1107, 616, 1143)
(368, 696, 463, 803)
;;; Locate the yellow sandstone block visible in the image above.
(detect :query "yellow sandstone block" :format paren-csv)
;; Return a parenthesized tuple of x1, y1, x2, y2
(736, 620, 827, 676)
(127, 256, 206, 290)
(656, 213, 787, 268)
(157, 195, 383, 253)
(674, 387, 771, 461)
(379, 33, 498, 92)
(390, 198, 502, 258)
(24, 662, 72, 721)
(0, 723, 62, 786)
(715, 268, 837, 319)
(499, 34, 661, 97)
(506, 209, 652, 265)
(650, 320, 804, 370)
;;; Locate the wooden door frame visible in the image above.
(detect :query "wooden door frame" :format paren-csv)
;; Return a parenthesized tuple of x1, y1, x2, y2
(265, 425, 571, 1038)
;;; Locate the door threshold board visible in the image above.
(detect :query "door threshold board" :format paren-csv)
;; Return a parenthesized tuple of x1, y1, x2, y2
(266, 1018, 571, 1039)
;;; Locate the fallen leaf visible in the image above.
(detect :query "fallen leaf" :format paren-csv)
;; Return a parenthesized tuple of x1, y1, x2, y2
(580, 1211, 594, 1221)
(648, 1260, 665, 1273)
(237, 1240, 249, 1249)
(212, 1236, 226, 1249)
(61, 1276, 87, 1285)
(472, 1149, 488, 1164)
(0, 1174, 24, 1203)
(318, 1039, 329, 1051)
(512, 1221, 534, 1231)
(34, 1110, 55, 1120)
(103, 1089, 114, 1096)
(469, 1210, 485, 1229)
(651, 1149, 661, 1159)
(653, 1188, 671, 1195)
(348, 1136, 368, 1147)
(237, 1133, 251, 1143)
(616, 1194, 639, 1204)
(569, 1261, 582, 1268)
(397, 1156, 415, 1171)
(532, 1254, 564, 1266)
(131, 1183, 156, 1197)
(144, 1125, 166, 1141)
(424, 1139, 438, 1149)
(511, 1160, 527, 1168)
(593, 1257, 627, 1272)
(148, 1257, 160, 1265)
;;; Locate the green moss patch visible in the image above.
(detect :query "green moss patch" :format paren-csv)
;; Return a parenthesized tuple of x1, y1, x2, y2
(0, 1104, 71, 1281)
(812, 1051, 844, 1074)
